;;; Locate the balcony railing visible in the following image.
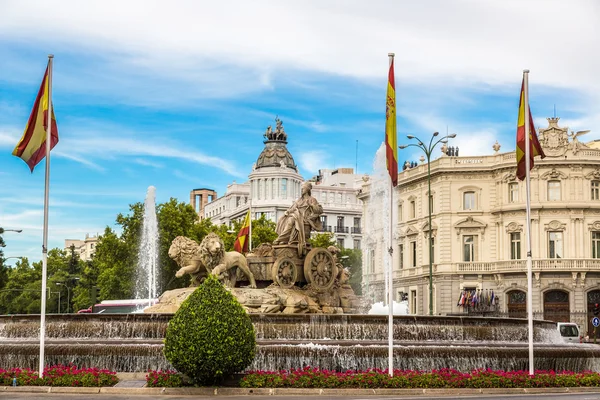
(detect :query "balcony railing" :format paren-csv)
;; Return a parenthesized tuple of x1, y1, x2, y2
(455, 258, 600, 272)
(334, 226, 349, 233)
(351, 227, 361, 234)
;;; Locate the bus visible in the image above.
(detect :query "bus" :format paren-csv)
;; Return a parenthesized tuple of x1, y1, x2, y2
(78, 299, 157, 314)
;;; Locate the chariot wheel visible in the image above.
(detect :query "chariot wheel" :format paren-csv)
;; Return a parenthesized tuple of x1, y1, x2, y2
(272, 257, 298, 289)
(304, 248, 337, 292)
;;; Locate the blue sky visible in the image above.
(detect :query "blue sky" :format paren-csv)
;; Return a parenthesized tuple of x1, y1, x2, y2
(0, 0, 598, 263)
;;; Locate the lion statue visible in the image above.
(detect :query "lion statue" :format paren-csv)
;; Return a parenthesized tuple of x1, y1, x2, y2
(169, 233, 257, 288)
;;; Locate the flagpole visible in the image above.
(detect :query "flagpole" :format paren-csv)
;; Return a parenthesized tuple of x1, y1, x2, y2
(39, 54, 54, 377)
(387, 52, 395, 378)
(523, 69, 534, 376)
(249, 198, 252, 252)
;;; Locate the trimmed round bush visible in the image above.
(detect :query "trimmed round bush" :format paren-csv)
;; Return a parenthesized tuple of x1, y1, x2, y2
(163, 274, 256, 385)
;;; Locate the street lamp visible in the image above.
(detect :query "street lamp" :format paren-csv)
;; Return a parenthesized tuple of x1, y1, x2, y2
(3, 257, 24, 262)
(399, 131, 457, 316)
(0, 228, 23, 234)
(56, 277, 80, 313)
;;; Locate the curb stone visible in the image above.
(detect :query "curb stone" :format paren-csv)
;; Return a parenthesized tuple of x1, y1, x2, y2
(2, 386, 600, 396)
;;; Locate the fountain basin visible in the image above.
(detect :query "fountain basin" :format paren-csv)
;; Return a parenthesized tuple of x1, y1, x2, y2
(0, 313, 596, 373)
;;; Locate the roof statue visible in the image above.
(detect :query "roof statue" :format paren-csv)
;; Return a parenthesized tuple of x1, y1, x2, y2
(256, 117, 297, 170)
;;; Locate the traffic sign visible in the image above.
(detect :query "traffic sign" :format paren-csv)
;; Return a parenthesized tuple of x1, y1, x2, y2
(592, 317, 600, 328)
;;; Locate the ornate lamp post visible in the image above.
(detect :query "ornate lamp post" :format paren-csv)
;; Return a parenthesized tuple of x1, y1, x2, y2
(0, 228, 23, 234)
(399, 131, 457, 316)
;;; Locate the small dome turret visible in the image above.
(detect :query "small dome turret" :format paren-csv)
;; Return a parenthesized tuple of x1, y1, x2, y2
(255, 118, 297, 171)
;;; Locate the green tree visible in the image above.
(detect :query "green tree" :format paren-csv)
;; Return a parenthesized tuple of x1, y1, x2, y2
(308, 232, 336, 248)
(94, 227, 135, 300)
(251, 214, 277, 248)
(340, 248, 363, 294)
(164, 275, 256, 385)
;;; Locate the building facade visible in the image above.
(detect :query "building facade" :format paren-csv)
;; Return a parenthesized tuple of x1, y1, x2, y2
(361, 118, 600, 335)
(64, 234, 98, 261)
(196, 118, 364, 249)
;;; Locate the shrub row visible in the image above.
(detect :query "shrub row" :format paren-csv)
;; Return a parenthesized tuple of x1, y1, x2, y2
(240, 367, 600, 389)
(0, 365, 119, 387)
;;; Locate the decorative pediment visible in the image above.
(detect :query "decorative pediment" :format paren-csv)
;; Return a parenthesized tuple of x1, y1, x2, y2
(404, 225, 419, 236)
(505, 222, 523, 233)
(502, 172, 517, 183)
(454, 216, 487, 238)
(544, 220, 566, 231)
(538, 117, 569, 157)
(540, 168, 568, 180)
(585, 169, 600, 180)
(588, 221, 600, 231)
(422, 221, 438, 238)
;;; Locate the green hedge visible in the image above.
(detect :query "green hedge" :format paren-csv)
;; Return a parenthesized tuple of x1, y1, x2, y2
(163, 274, 256, 385)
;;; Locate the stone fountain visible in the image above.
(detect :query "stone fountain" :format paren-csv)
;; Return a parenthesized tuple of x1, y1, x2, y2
(1, 313, 599, 372)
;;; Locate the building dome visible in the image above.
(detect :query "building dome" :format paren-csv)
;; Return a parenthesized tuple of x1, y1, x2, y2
(255, 118, 297, 171)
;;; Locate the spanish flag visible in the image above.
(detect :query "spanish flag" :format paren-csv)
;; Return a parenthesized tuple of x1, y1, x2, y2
(233, 211, 251, 253)
(12, 63, 59, 172)
(516, 77, 544, 180)
(385, 55, 398, 187)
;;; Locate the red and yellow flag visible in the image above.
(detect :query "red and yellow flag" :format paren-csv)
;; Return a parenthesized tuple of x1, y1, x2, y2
(12, 64, 59, 172)
(516, 78, 544, 180)
(233, 211, 251, 253)
(385, 56, 398, 186)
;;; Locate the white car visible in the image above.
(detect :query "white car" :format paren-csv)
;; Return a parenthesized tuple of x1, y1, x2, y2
(557, 322, 581, 343)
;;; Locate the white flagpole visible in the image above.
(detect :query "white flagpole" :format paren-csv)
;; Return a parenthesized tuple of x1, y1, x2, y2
(387, 52, 395, 377)
(248, 198, 253, 251)
(39, 54, 54, 377)
(523, 69, 534, 375)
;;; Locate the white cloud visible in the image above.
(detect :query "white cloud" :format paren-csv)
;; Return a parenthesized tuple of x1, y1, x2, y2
(0, 0, 597, 100)
(133, 158, 164, 169)
(298, 150, 333, 175)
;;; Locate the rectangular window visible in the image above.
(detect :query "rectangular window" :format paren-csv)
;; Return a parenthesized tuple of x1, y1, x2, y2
(399, 244, 404, 269)
(320, 215, 327, 231)
(410, 241, 417, 267)
(398, 204, 403, 222)
(369, 249, 375, 272)
(353, 217, 360, 228)
(337, 238, 345, 248)
(429, 236, 435, 264)
(548, 180, 561, 201)
(281, 178, 287, 199)
(337, 216, 344, 228)
(463, 235, 477, 261)
(258, 179, 262, 200)
(509, 183, 519, 203)
(510, 232, 521, 260)
(593, 232, 600, 258)
(410, 290, 417, 314)
(353, 239, 361, 249)
(593, 181, 600, 200)
(410, 200, 416, 218)
(549, 231, 563, 258)
(464, 192, 475, 210)
(429, 194, 434, 214)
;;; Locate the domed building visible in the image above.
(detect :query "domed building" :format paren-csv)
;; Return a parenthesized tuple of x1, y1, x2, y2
(360, 117, 600, 337)
(193, 118, 365, 250)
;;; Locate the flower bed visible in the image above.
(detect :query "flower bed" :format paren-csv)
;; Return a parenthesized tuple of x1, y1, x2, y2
(146, 370, 183, 388)
(0, 365, 119, 387)
(239, 367, 600, 389)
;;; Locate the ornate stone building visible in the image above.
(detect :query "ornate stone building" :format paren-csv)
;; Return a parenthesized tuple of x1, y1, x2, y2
(361, 118, 600, 335)
(64, 234, 98, 261)
(197, 118, 364, 249)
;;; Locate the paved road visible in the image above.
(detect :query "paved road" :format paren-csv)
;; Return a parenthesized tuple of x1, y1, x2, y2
(2, 392, 600, 400)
